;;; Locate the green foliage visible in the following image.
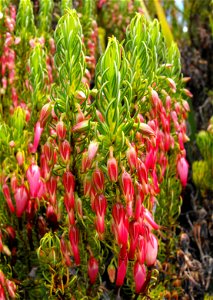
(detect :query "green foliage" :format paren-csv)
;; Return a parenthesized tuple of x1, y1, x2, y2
(16, 0, 36, 39)
(29, 44, 47, 111)
(38, 0, 54, 34)
(192, 123, 213, 191)
(95, 37, 132, 140)
(54, 8, 85, 117)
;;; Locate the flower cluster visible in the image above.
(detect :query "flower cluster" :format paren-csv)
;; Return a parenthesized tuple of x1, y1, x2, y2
(0, 2, 190, 298)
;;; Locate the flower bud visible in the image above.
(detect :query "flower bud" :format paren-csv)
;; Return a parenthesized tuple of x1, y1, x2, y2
(46, 176, 57, 205)
(145, 233, 158, 266)
(92, 168, 105, 193)
(121, 170, 134, 202)
(30, 121, 43, 153)
(46, 205, 58, 227)
(167, 78, 176, 93)
(126, 145, 137, 171)
(59, 140, 71, 163)
(72, 120, 89, 133)
(107, 264, 116, 283)
(2, 183, 15, 213)
(64, 193, 75, 211)
(116, 247, 128, 286)
(112, 203, 129, 246)
(69, 226, 80, 265)
(137, 235, 146, 264)
(83, 175, 92, 197)
(88, 256, 99, 284)
(134, 261, 146, 294)
(128, 221, 140, 260)
(26, 164, 45, 198)
(43, 142, 54, 164)
(137, 160, 148, 184)
(177, 156, 188, 187)
(88, 141, 99, 162)
(14, 185, 29, 217)
(6, 279, 16, 298)
(16, 150, 24, 166)
(39, 103, 52, 128)
(63, 171, 75, 195)
(56, 121, 66, 140)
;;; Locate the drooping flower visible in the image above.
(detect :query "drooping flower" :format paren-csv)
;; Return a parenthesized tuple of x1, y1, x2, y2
(116, 246, 128, 286)
(177, 156, 189, 187)
(14, 185, 29, 217)
(30, 121, 43, 153)
(145, 233, 158, 266)
(134, 261, 146, 294)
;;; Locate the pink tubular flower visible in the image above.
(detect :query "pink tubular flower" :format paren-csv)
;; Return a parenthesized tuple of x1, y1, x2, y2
(59, 140, 71, 163)
(112, 203, 129, 246)
(72, 120, 89, 133)
(88, 256, 99, 284)
(107, 147, 118, 182)
(137, 235, 147, 264)
(92, 168, 104, 193)
(107, 156, 118, 182)
(30, 121, 43, 153)
(151, 89, 160, 108)
(167, 78, 176, 93)
(11, 174, 18, 193)
(142, 207, 159, 230)
(94, 194, 107, 216)
(46, 176, 57, 205)
(116, 247, 128, 286)
(121, 170, 134, 202)
(0, 284, 6, 300)
(134, 261, 146, 294)
(69, 226, 80, 265)
(56, 121, 66, 140)
(46, 205, 58, 225)
(26, 164, 45, 198)
(39, 103, 52, 128)
(40, 154, 51, 180)
(128, 221, 140, 260)
(126, 145, 137, 171)
(177, 156, 189, 187)
(137, 159, 148, 184)
(43, 142, 54, 164)
(14, 185, 29, 217)
(134, 183, 144, 220)
(64, 193, 75, 211)
(2, 183, 15, 213)
(63, 171, 75, 195)
(88, 141, 98, 162)
(83, 175, 92, 197)
(6, 279, 16, 299)
(145, 233, 158, 266)
(94, 194, 107, 235)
